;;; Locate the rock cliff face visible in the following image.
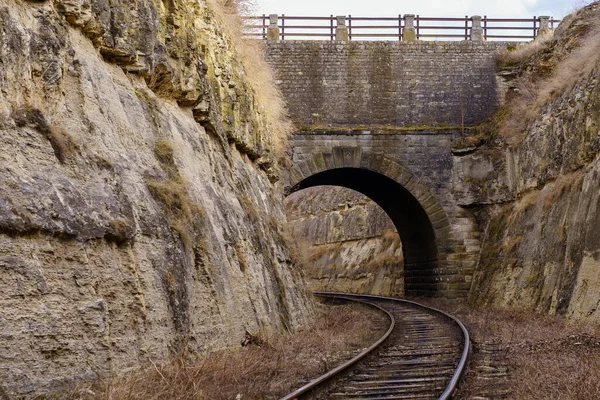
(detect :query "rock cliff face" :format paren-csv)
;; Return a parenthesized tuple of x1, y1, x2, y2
(457, 2, 600, 321)
(285, 187, 404, 297)
(0, 0, 311, 397)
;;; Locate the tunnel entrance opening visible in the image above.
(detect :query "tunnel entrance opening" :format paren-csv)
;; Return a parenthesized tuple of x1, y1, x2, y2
(288, 167, 440, 297)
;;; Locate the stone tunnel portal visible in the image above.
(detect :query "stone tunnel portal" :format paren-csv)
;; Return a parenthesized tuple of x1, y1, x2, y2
(289, 167, 439, 296)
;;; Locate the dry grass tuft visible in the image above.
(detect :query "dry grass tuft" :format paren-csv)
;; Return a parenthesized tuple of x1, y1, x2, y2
(496, 29, 555, 66)
(11, 106, 79, 163)
(106, 218, 136, 245)
(147, 139, 206, 252)
(154, 139, 178, 178)
(146, 178, 206, 252)
(206, 0, 294, 157)
(54, 302, 388, 400)
(48, 127, 78, 163)
(146, 179, 199, 220)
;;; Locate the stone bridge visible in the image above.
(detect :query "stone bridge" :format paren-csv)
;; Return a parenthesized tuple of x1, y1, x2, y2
(263, 38, 511, 298)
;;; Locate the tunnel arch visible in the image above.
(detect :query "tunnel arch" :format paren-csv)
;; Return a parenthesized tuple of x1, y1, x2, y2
(286, 147, 456, 297)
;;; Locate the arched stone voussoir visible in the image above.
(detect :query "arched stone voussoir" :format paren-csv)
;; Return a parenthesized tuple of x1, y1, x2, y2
(289, 150, 450, 237)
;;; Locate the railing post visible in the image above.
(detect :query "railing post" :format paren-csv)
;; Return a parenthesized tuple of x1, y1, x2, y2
(267, 14, 279, 41)
(470, 15, 484, 41)
(348, 15, 353, 40)
(336, 15, 349, 41)
(538, 15, 551, 37)
(330, 15, 334, 41)
(483, 15, 487, 40)
(403, 14, 416, 42)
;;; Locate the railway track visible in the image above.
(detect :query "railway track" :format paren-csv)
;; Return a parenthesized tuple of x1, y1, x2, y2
(282, 292, 470, 400)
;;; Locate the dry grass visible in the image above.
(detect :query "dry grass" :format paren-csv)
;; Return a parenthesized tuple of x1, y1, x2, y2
(11, 106, 78, 163)
(415, 298, 600, 400)
(146, 179, 202, 221)
(206, 0, 293, 157)
(106, 218, 135, 245)
(54, 302, 388, 400)
(496, 29, 555, 66)
(146, 178, 206, 252)
(497, 17, 600, 146)
(147, 139, 206, 252)
(154, 139, 178, 178)
(542, 171, 584, 209)
(48, 127, 78, 163)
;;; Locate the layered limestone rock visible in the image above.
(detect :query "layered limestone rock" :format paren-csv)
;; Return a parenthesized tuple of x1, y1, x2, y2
(454, 2, 600, 321)
(285, 186, 404, 297)
(0, 0, 311, 397)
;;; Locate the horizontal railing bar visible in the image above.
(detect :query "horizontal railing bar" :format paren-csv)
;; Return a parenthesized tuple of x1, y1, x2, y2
(346, 17, 402, 21)
(483, 26, 539, 30)
(484, 18, 546, 22)
(269, 33, 336, 37)
(258, 25, 539, 31)
(342, 25, 402, 29)
(248, 16, 560, 22)
(407, 25, 473, 29)
(273, 25, 339, 29)
(266, 16, 334, 20)
(417, 34, 476, 37)
(347, 33, 407, 37)
(415, 17, 470, 21)
(265, 26, 541, 31)
(485, 35, 536, 38)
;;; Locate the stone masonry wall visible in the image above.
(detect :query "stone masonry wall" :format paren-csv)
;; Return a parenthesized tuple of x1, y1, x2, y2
(264, 41, 508, 128)
(289, 132, 483, 298)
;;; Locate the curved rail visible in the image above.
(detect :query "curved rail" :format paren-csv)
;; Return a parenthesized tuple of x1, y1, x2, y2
(280, 296, 395, 400)
(280, 292, 471, 400)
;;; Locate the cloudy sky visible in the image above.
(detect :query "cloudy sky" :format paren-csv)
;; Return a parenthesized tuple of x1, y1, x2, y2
(253, 0, 592, 19)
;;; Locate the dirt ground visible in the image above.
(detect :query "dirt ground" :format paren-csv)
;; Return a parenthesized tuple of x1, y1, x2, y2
(415, 298, 600, 400)
(55, 300, 388, 400)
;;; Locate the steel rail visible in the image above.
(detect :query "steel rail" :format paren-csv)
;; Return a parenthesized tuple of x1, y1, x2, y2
(279, 292, 470, 400)
(280, 295, 395, 400)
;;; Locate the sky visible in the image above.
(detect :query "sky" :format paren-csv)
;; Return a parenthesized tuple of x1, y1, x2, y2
(252, 0, 593, 20)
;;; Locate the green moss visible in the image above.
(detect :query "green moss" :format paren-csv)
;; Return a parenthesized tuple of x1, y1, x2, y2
(297, 124, 462, 133)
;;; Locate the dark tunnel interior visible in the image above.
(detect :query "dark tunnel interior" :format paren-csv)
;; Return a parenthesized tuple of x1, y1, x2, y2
(290, 167, 440, 296)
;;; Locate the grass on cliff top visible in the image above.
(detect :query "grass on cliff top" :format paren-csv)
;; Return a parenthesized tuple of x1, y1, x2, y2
(496, 8, 600, 146)
(416, 298, 600, 400)
(206, 0, 293, 158)
(496, 29, 555, 67)
(58, 301, 387, 400)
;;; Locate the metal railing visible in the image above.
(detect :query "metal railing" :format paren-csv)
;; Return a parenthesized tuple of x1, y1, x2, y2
(244, 14, 560, 41)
